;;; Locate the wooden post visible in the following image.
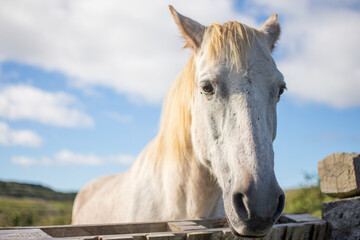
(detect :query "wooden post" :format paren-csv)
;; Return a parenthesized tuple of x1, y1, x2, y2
(319, 152, 360, 239)
(318, 152, 360, 198)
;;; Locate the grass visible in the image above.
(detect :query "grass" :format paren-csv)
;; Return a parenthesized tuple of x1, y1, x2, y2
(0, 196, 73, 227)
(283, 174, 337, 218)
(284, 185, 336, 218)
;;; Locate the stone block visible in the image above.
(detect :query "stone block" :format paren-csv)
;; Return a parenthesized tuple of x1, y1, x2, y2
(318, 152, 360, 198)
(322, 196, 360, 239)
(329, 227, 360, 240)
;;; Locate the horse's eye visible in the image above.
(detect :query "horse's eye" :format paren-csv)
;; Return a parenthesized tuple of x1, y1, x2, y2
(279, 85, 286, 98)
(200, 82, 214, 95)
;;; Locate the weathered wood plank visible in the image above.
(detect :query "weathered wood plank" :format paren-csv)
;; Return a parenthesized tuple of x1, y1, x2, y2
(120, 233, 147, 240)
(220, 229, 232, 240)
(143, 232, 183, 240)
(281, 213, 322, 223)
(102, 236, 135, 240)
(318, 152, 360, 198)
(190, 219, 227, 229)
(167, 222, 206, 232)
(284, 222, 306, 240)
(40, 222, 167, 238)
(310, 221, 328, 240)
(146, 233, 175, 240)
(0, 229, 52, 240)
(83, 235, 135, 240)
(265, 223, 286, 240)
(186, 231, 213, 240)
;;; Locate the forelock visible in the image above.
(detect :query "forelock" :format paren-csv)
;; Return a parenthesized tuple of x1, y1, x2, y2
(202, 21, 267, 70)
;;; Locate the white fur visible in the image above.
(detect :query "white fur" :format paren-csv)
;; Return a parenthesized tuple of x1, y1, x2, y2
(72, 142, 224, 223)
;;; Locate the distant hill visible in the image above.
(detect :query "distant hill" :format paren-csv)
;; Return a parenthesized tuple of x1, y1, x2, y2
(0, 180, 76, 201)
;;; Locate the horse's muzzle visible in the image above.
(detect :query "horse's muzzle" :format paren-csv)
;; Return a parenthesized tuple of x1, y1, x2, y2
(227, 186, 285, 237)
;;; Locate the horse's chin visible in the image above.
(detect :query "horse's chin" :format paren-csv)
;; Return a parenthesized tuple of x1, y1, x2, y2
(227, 218, 271, 239)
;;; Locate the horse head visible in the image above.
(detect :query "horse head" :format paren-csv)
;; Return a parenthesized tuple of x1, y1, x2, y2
(170, 6, 286, 237)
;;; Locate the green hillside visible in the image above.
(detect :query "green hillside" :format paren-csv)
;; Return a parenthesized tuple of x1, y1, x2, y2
(0, 180, 76, 227)
(0, 196, 73, 226)
(0, 180, 76, 201)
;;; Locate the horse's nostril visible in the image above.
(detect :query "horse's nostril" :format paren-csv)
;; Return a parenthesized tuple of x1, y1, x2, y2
(233, 193, 249, 219)
(274, 193, 285, 221)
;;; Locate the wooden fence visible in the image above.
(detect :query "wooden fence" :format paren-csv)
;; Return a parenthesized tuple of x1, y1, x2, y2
(0, 213, 327, 240)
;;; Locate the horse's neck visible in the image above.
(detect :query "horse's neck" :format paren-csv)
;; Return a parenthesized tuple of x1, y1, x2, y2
(182, 158, 223, 218)
(159, 153, 223, 219)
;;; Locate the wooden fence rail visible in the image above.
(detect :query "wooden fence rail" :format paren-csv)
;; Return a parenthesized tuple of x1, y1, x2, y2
(0, 213, 327, 240)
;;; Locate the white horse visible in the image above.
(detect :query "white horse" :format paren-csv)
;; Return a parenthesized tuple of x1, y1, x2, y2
(72, 6, 286, 238)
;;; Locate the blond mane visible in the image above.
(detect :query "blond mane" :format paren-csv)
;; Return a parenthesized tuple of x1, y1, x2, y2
(151, 21, 265, 164)
(205, 21, 266, 70)
(150, 56, 196, 164)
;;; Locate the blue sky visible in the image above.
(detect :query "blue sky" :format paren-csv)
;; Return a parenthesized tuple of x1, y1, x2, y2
(0, 0, 359, 192)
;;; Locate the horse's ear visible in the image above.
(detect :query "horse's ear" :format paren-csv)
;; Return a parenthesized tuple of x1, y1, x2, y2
(169, 5, 206, 51)
(260, 14, 280, 52)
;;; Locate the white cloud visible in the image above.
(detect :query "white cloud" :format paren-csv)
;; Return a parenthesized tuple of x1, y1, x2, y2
(0, 0, 247, 104)
(55, 150, 103, 166)
(0, 84, 94, 127)
(0, 121, 43, 147)
(12, 150, 136, 167)
(12, 156, 38, 167)
(246, 0, 360, 108)
(0, 0, 358, 108)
